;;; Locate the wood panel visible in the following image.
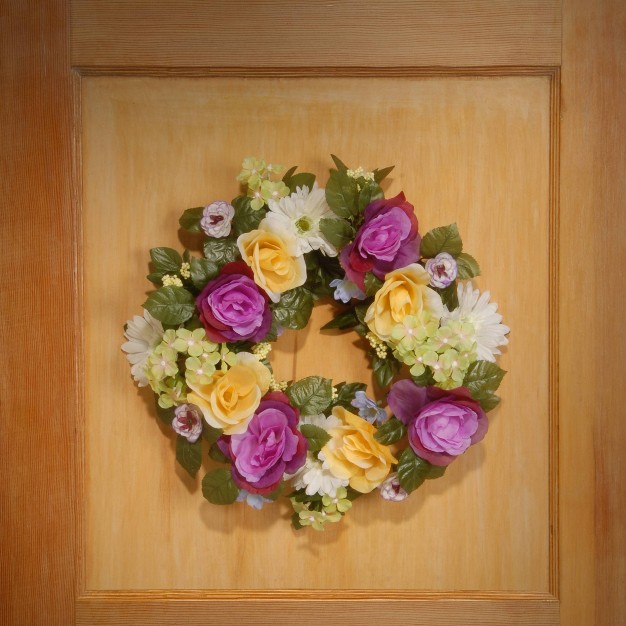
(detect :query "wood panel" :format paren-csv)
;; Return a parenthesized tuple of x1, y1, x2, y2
(70, 0, 561, 69)
(82, 75, 552, 592)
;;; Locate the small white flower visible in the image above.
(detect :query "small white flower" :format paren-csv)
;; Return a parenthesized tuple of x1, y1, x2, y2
(379, 473, 408, 502)
(330, 277, 366, 303)
(121, 309, 164, 386)
(264, 183, 337, 256)
(443, 283, 510, 362)
(201, 200, 235, 238)
(290, 453, 349, 497)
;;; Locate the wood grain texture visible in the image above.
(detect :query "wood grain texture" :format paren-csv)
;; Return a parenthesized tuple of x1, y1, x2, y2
(82, 76, 552, 592)
(0, 1, 77, 625)
(560, 0, 626, 624)
(70, 0, 561, 69)
(76, 593, 559, 625)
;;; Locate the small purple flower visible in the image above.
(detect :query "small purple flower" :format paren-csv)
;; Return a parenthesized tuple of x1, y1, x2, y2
(201, 200, 235, 238)
(387, 380, 488, 467)
(350, 390, 387, 425)
(236, 490, 273, 510)
(340, 193, 421, 290)
(196, 261, 272, 343)
(172, 404, 203, 443)
(379, 473, 408, 502)
(425, 252, 458, 288)
(330, 277, 366, 303)
(227, 392, 308, 495)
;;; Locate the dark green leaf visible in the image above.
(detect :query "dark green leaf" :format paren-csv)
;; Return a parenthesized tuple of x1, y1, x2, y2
(411, 369, 435, 387)
(330, 154, 349, 173)
(285, 172, 316, 194)
(281, 165, 298, 182)
(155, 401, 175, 426)
(271, 287, 313, 330)
(286, 376, 333, 415)
(202, 468, 239, 505)
(474, 391, 501, 412)
(437, 283, 459, 309)
(179, 206, 205, 233)
(326, 170, 358, 218)
(142, 286, 195, 325)
(420, 223, 463, 258)
(319, 217, 355, 249)
(373, 165, 394, 183)
(333, 382, 367, 410)
(203, 238, 240, 266)
(291, 512, 304, 530)
(150, 247, 183, 274)
(231, 195, 265, 236)
(175, 436, 202, 478)
(201, 423, 223, 445)
(320, 309, 358, 330)
(190, 256, 219, 290)
(354, 302, 370, 325)
(396, 448, 430, 493)
(426, 464, 447, 480)
(364, 272, 383, 297)
(146, 271, 164, 286)
(456, 252, 481, 279)
(463, 360, 507, 396)
(374, 417, 406, 445)
(208, 442, 230, 464)
(372, 354, 400, 389)
(357, 181, 384, 213)
(301, 424, 331, 453)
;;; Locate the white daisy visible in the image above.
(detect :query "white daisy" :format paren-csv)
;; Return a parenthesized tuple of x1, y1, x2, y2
(443, 283, 510, 362)
(264, 183, 338, 256)
(121, 309, 164, 386)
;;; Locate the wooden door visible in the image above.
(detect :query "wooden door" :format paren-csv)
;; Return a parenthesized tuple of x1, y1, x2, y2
(2, 1, 624, 624)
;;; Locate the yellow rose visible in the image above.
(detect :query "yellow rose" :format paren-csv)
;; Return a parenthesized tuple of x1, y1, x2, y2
(322, 406, 397, 494)
(187, 352, 271, 435)
(237, 221, 306, 303)
(364, 263, 444, 341)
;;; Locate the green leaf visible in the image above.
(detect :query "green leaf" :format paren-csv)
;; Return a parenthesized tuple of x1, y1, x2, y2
(203, 238, 240, 266)
(319, 217, 355, 249)
(396, 448, 431, 493)
(374, 417, 406, 445)
(357, 181, 384, 213)
(179, 206, 205, 233)
(291, 512, 304, 530)
(155, 401, 175, 426)
(463, 360, 507, 396)
(201, 423, 223, 445)
(175, 436, 202, 478)
(474, 391, 501, 412)
(354, 302, 370, 325)
(271, 287, 313, 330)
(426, 464, 447, 480)
(190, 256, 219, 290)
(411, 369, 435, 387)
(372, 354, 400, 389)
(301, 424, 331, 453)
(330, 154, 349, 173)
(364, 272, 383, 297)
(150, 247, 183, 275)
(333, 382, 367, 410)
(282, 165, 298, 182)
(420, 223, 463, 258)
(208, 442, 230, 464)
(325, 170, 358, 218)
(286, 376, 333, 415)
(143, 286, 195, 325)
(202, 468, 240, 505)
(285, 172, 316, 194)
(437, 283, 459, 309)
(373, 165, 394, 183)
(320, 309, 358, 330)
(231, 195, 265, 236)
(456, 252, 481, 279)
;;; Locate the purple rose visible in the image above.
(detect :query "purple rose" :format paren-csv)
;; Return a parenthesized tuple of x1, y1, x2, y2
(340, 192, 420, 290)
(425, 252, 458, 288)
(196, 261, 272, 343)
(387, 380, 487, 466)
(172, 404, 203, 443)
(227, 392, 308, 495)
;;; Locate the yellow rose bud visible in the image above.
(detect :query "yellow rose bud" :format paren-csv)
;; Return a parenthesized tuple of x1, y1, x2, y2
(322, 406, 397, 494)
(187, 352, 271, 435)
(364, 263, 444, 341)
(237, 221, 306, 303)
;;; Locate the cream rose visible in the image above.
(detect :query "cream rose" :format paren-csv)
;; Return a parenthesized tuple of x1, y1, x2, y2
(321, 406, 397, 494)
(364, 263, 444, 341)
(237, 220, 307, 303)
(187, 352, 271, 435)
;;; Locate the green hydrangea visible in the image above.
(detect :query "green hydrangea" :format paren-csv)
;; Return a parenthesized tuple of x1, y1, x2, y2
(172, 327, 217, 357)
(293, 502, 342, 531)
(322, 487, 352, 514)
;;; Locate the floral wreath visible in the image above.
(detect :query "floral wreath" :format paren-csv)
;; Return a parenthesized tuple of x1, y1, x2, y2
(122, 155, 509, 531)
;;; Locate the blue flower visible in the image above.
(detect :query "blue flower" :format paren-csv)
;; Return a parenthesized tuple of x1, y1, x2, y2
(330, 277, 366, 304)
(351, 391, 387, 425)
(236, 490, 273, 510)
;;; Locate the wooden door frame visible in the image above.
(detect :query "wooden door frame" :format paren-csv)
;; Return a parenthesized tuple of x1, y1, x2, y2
(2, 1, 624, 624)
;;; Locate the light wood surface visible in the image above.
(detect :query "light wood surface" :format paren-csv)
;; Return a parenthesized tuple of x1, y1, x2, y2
(70, 0, 561, 69)
(82, 75, 552, 592)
